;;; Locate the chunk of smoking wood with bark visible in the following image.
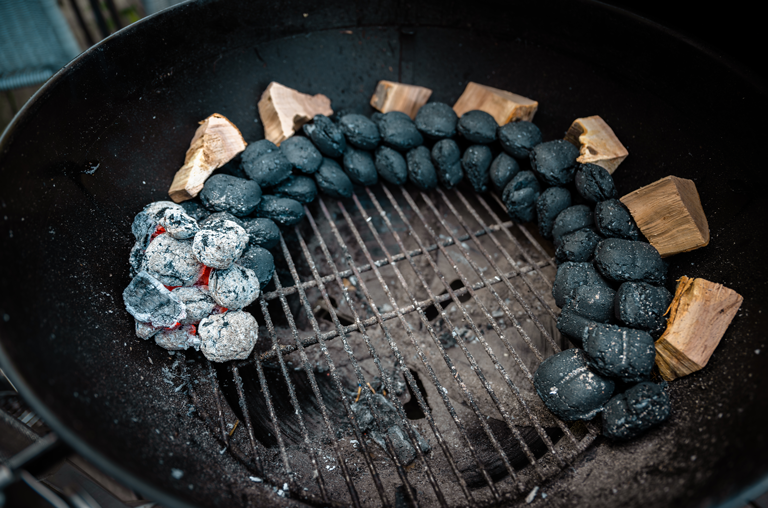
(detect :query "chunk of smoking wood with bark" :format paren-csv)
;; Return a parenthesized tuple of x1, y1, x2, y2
(258, 82, 333, 145)
(564, 115, 628, 174)
(168, 114, 247, 203)
(369, 80, 432, 119)
(620, 175, 709, 257)
(655, 276, 743, 381)
(452, 82, 538, 125)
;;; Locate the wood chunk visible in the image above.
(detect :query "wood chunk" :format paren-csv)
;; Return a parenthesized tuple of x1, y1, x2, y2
(564, 116, 628, 173)
(168, 114, 247, 203)
(620, 176, 709, 257)
(452, 82, 538, 125)
(655, 276, 743, 381)
(369, 80, 432, 119)
(258, 82, 333, 145)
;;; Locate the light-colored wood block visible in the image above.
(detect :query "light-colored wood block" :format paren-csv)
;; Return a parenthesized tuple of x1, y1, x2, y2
(564, 115, 628, 174)
(452, 82, 538, 125)
(258, 82, 333, 145)
(168, 114, 247, 203)
(655, 276, 743, 381)
(620, 176, 709, 257)
(369, 80, 432, 119)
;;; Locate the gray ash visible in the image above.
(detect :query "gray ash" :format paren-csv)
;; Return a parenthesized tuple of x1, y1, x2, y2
(135, 319, 161, 340)
(314, 158, 353, 198)
(198, 310, 259, 362)
(154, 324, 201, 351)
(174, 286, 217, 324)
(144, 234, 203, 286)
(192, 221, 249, 269)
(342, 146, 379, 186)
(160, 208, 200, 240)
(132, 201, 183, 247)
(406, 145, 438, 191)
(374, 146, 408, 185)
(457, 110, 498, 144)
(123, 271, 186, 327)
(208, 263, 260, 309)
(461, 144, 493, 193)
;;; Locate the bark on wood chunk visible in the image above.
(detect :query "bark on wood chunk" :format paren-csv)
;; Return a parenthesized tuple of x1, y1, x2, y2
(452, 82, 538, 125)
(655, 276, 743, 381)
(369, 80, 432, 119)
(564, 116, 628, 174)
(168, 114, 247, 203)
(620, 175, 709, 257)
(258, 82, 333, 145)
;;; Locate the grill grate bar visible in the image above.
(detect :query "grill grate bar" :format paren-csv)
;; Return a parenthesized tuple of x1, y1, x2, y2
(209, 363, 231, 448)
(231, 364, 264, 475)
(317, 197, 479, 507)
(251, 356, 294, 481)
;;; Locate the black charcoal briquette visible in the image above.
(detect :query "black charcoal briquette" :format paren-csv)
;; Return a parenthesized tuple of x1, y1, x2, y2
(536, 187, 571, 239)
(462, 145, 493, 193)
(556, 308, 596, 348)
(414, 102, 457, 139)
(552, 261, 611, 308)
(498, 121, 543, 160)
(339, 114, 381, 150)
(530, 140, 580, 186)
(533, 348, 614, 421)
(179, 199, 210, 222)
(457, 110, 497, 144)
(594, 238, 666, 285)
(490, 152, 520, 194)
(237, 245, 276, 289)
(199, 212, 245, 230)
(200, 174, 262, 217)
(280, 136, 322, 174)
(553, 205, 595, 244)
(583, 323, 656, 383)
(314, 158, 353, 198)
(253, 195, 305, 226)
(406, 146, 438, 191)
(123, 271, 186, 328)
(615, 282, 673, 335)
(343, 147, 379, 186)
(574, 163, 617, 203)
(603, 381, 671, 440)
(502, 171, 541, 223)
(555, 228, 602, 264)
(241, 217, 280, 250)
(144, 234, 203, 287)
(431, 139, 463, 189)
(240, 140, 292, 188)
(192, 221, 249, 269)
(272, 175, 318, 204)
(374, 111, 423, 152)
(303, 114, 346, 157)
(563, 283, 616, 323)
(594, 199, 641, 240)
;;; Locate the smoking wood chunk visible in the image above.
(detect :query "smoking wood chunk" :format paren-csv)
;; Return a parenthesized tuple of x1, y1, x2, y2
(655, 276, 742, 381)
(369, 80, 432, 119)
(452, 82, 538, 125)
(168, 114, 247, 203)
(620, 176, 709, 257)
(564, 116, 628, 174)
(258, 82, 333, 145)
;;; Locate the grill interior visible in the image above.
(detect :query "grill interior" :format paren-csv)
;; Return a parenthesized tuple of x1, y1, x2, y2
(178, 183, 597, 507)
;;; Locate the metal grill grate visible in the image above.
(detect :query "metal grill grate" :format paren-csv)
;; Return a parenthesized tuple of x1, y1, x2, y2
(180, 185, 599, 507)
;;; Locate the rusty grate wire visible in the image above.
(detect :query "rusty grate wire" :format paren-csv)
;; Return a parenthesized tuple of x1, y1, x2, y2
(180, 185, 599, 507)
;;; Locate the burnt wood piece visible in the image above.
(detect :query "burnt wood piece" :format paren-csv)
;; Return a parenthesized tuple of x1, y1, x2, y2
(564, 115, 628, 174)
(369, 80, 432, 119)
(258, 82, 333, 145)
(452, 82, 538, 125)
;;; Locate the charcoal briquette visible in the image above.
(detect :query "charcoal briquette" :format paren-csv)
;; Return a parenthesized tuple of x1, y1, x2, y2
(192, 221, 249, 269)
(314, 158, 354, 198)
(374, 111, 423, 152)
(174, 286, 217, 325)
(237, 245, 276, 289)
(406, 146, 438, 191)
(602, 381, 671, 440)
(123, 271, 186, 328)
(179, 199, 210, 222)
(594, 199, 641, 240)
(498, 121, 543, 160)
(338, 114, 381, 150)
(240, 140, 292, 188)
(462, 145, 493, 193)
(594, 238, 667, 285)
(583, 323, 656, 383)
(414, 102, 457, 140)
(563, 283, 616, 323)
(303, 114, 347, 157)
(552, 261, 611, 308)
(343, 146, 379, 186)
(132, 201, 183, 247)
(200, 174, 262, 217)
(241, 217, 280, 250)
(533, 348, 615, 421)
(574, 163, 617, 203)
(280, 136, 323, 174)
(160, 208, 199, 240)
(129, 241, 146, 278)
(271, 175, 318, 204)
(615, 282, 673, 335)
(154, 325, 201, 352)
(536, 187, 571, 239)
(489, 152, 520, 194)
(555, 228, 602, 264)
(556, 308, 596, 348)
(144, 234, 204, 287)
(199, 310, 259, 362)
(199, 211, 245, 230)
(502, 171, 541, 223)
(530, 140, 580, 186)
(553, 205, 595, 244)
(135, 320, 161, 340)
(457, 110, 497, 144)
(209, 263, 260, 309)
(253, 195, 305, 226)
(431, 139, 463, 189)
